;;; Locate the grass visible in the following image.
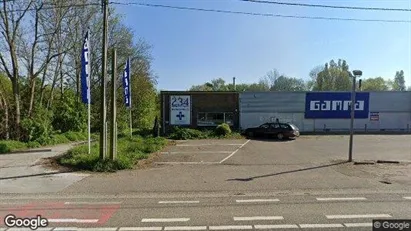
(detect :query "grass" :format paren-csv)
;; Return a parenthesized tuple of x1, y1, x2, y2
(167, 127, 244, 140)
(58, 136, 167, 172)
(0, 131, 92, 154)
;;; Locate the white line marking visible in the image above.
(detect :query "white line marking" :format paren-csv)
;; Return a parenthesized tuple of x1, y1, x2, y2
(119, 228, 162, 231)
(78, 228, 117, 231)
(53, 228, 78, 231)
(344, 223, 373, 227)
(164, 226, 207, 230)
(299, 224, 344, 228)
(326, 214, 392, 219)
(209, 225, 253, 230)
(236, 199, 279, 203)
(316, 197, 367, 201)
(7, 228, 52, 231)
(219, 139, 250, 163)
(404, 197, 411, 200)
(234, 216, 284, 221)
(255, 224, 299, 229)
(163, 151, 233, 154)
(142, 218, 190, 222)
(159, 200, 200, 204)
(48, 218, 99, 223)
(64, 201, 121, 205)
(177, 144, 242, 146)
(156, 162, 219, 165)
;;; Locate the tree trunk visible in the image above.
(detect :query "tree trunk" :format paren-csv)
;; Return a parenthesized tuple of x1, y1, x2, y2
(28, 76, 36, 117)
(0, 92, 9, 140)
(12, 78, 21, 139)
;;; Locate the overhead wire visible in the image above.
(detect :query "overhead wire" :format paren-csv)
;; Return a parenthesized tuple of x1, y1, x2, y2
(110, 2, 411, 23)
(238, 0, 411, 12)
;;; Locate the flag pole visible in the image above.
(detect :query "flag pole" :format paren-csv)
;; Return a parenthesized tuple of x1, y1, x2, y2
(128, 58, 132, 138)
(87, 30, 91, 154)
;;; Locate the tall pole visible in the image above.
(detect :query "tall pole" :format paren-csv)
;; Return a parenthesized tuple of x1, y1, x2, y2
(99, 0, 108, 160)
(233, 77, 236, 91)
(348, 75, 356, 162)
(110, 49, 117, 160)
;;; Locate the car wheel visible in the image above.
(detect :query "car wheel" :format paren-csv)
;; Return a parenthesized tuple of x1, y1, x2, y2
(277, 133, 284, 140)
(247, 131, 254, 137)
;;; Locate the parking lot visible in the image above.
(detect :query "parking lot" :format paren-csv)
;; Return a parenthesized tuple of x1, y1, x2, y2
(156, 135, 411, 166)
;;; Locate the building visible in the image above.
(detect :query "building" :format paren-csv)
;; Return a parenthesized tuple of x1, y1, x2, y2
(161, 90, 411, 134)
(160, 91, 239, 134)
(239, 91, 411, 133)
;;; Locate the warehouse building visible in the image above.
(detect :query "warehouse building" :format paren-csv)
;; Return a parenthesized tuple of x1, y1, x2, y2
(240, 91, 411, 133)
(160, 91, 239, 134)
(161, 91, 411, 134)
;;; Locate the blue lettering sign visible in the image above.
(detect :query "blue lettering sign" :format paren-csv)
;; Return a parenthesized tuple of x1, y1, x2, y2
(305, 92, 370, 119)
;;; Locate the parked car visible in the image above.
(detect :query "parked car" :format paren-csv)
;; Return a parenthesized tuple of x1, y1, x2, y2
(242, 122, 300, 140)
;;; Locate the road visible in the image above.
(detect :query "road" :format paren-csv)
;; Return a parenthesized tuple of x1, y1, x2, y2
(1, 191, 411, 230)
(0, 135, 410, 230)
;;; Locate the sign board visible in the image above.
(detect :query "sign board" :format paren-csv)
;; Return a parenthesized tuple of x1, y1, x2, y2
(170, 95, 191, 125)
(305, 92, 370, 119)
(370, 112, 379, 121)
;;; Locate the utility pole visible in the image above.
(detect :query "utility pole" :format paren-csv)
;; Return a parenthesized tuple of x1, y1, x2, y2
(110, 49, 117, 160)
(99, 0, 108, 160)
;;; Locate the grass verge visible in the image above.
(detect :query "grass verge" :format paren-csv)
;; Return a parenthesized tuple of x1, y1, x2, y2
(0, 131, 93, 154)
(168, 127, 244, 140)
(58, 136, 167, 172)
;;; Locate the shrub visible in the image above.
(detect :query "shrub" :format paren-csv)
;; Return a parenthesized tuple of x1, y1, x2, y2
(168, 127, 207, 140)
(215, 123, 232, 136)
(64, 131, 87, 141)
(0, 140, 27, 153)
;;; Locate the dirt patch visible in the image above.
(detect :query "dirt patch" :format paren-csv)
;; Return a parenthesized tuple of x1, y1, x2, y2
(35, 155, 74, 172)
(136, 151, 164, 169)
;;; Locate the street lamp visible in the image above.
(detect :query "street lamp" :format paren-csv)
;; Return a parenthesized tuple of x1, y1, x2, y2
(348, 70, 362, 162)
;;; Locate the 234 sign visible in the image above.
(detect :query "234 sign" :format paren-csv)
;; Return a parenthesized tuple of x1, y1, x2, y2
(171, 96, 189, 108)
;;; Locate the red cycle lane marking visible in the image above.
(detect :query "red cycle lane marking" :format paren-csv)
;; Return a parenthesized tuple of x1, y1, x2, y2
(97, 205, 121, 224)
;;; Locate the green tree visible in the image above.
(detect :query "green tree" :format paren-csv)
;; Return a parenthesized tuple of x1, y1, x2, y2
(392, 70, 406, 91)
(360, 77, 389, 91)
(312, 59, 351, 91)
(270, 76, 307, 91)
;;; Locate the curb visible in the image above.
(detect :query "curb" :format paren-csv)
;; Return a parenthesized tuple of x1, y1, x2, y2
(353, 161, 375, 165)
(7, 149, 53, 154)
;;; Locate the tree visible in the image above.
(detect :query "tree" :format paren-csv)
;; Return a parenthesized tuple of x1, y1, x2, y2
(270, 75, 307, 91)
(392, 70, 406, 91)
(360, 77, 389, 91)
(312, 59, 351, 91)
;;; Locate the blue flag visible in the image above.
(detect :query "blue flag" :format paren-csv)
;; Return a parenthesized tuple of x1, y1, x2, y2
(81, 31, 91, 104)
(122, 58, 131, 108)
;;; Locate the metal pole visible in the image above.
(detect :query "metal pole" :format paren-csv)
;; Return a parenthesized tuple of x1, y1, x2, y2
(129, 109, 132, 138)
(110, 49, 117, 160)
(162, 93, 166, 135)
(348, 75, 356, 162)
(99, 0, 108, 160)
(233, 77, 236, 91)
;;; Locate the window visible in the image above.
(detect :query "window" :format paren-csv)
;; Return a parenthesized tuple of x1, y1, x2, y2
(271, 124, 280, 129)
(280, 124, 290, 129)
(197, 112, 234, 126)
(260, 124, 269, 129)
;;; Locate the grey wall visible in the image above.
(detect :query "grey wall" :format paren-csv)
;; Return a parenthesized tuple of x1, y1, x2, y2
(239, 91, 411, 132)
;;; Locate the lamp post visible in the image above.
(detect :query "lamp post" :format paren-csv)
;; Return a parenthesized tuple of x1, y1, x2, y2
(348, 70, 362, 162)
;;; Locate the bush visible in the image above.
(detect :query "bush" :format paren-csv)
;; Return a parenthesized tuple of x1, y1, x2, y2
(64, 131, 87, 141)
(0, 140, 27, 154)
(59, 136, 167, 172)
(215, 123, 232, 136)
(168, 127, 207, 140)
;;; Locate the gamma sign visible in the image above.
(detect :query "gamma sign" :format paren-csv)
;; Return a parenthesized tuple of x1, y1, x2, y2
(305, 92, 370, 119)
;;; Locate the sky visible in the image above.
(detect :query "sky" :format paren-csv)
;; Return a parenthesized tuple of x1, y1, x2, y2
(114, 0, 411, 91)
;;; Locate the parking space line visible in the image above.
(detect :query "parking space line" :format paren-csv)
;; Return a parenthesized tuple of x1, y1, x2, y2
(156, 162, 219, 165)
(209, 225, 253, 230)
(53, 227, 79, 231)
(326, 214, 391, 219)
(164, 226, 207, 230)
(404, 197, 411, 200)
(344, 223, 373, 227)
(236, 199, 279, 203)
(254, 224, 299, 229)
(176, 144, 242, 146)
(316, 197, 367, 201)
(219, 140, 250, 164)
(299, 223, 344, 228)
(159, 200, 200, 204)
(77, 228, 117, 231)
(161, 151, 233, 154)
(142, 218, 190, 222)
(234, 216, 284, 221)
